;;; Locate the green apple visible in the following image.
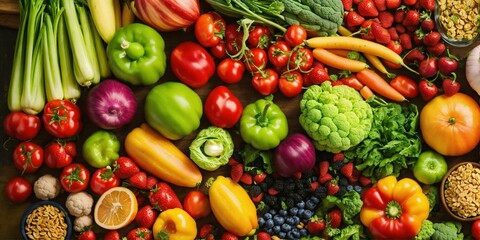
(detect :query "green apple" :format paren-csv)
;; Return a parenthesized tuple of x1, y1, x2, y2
(413, 150, 448, 185)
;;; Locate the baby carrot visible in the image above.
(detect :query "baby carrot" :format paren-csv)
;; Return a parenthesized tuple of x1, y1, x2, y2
(356, 69, 406, 102)
(312, 48, 369, 72)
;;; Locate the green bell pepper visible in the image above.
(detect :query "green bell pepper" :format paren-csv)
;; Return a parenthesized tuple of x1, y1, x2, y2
(145, 82, 203, 140)
(240, 97, 288, 150)
(107, 23, 166, 85)
(83, 130, 120, 168)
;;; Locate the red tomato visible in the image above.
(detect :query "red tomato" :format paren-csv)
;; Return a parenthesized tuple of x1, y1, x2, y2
(217, 58, 245, 84)
(247, 25, 271, 49)
(194, 12, 226, 47)
(225, 23, 241, 41)
(252, 69, 279, 96)
(279, 71, 304, 97)
(42, 99, 82, 138)
(170, 41, 216, 88)
(284, 25, 307, 47)
(268, 40, 291, 67)
(204, 86, 243, 128)
(5, 176, 32, 203)
(60, 163, 90, 193)
(390, 75, 419, 98)
(13, 142, 43, 174)
(289, 47, 314, 71)
(472, 219, 480, 239)
(44, 140, 76, 169)
(341, 74, 364, 90)
(183, 190, 211, 219)
(244, 48, 268, 73)
(90, 167, 120, 195)
(225, 36, 243, 55)
(3, 111, 41, 140)
(210, 41, 227, 59)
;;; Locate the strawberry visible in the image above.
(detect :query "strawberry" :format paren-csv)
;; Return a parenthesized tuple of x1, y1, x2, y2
(103, 231, 121, 240)
(394, 9, 406, 23)
(221, 232, 239, 240)
(199, 224, 215, 238)
(228, 158, 240, 166)
(319, 161, 330, 176)
(327, 181, 340, 196)
(146, 175, 158, 190)
(395, 24, 406, 34)
(374, 0, 387, 11)
(328, 209, 343, 228)
(135, 194, 147, 207)
(342, 0, 353, 11)
(113, 156, 140, 179)
(349, 168, 361, 183)
(387, 27, 399, 40)
(306, 216, 326, 235)
(399, 33, 413, 50)
(404, 48, 425, 64)
(319, 173, 333, 184)
(386, 0, 401, 9)
(438, 50, 459, 75)
(419, 80, 438, 101)
(129, 171, 148, 190)
(135, 205, 158, 229)
(294, 171, 303, 179)
(303, 63, 330, 86)
(240, 173, 253, 185)
(311, 181, 320, 191)
(421, 16, 435, 31)
(253, 172, 267, 184)
(257, 232, 271, 240)
(402, 9, 420, 26)
(359, 20, 376, 41)
(252, 192, 264, 203)
(442, 78, 461, 96)
(78, 230, 96, 240)
(268, 187, 280, 196)
(383, 59, 402, 69)
(205, 234, 215, 240)
(149, 182, 183, 211)
(422, 31, 441, 46)
(230, 163, 244, 183)
(126, 227, 152, 240)
(386, 40, 403, 54)
(345, 11, 365, 27)
(340, 162, 354, 178)
(378, 12, 394, 29)
(419, 0, 435, 10)
(371, 22, 391, 44)
(403, 0, 417, 6)
(359, 175, 372, 186)
(358, 0, 379, 17)
(333, 153, 345, 162)
(427, 42, 446, 57)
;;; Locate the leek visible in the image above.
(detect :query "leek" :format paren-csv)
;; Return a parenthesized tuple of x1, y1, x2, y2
(58, 13, 81, 102)
(43, 9, 64, 101)
(90, 14, 111, 78)
(76, 4, 100, 85)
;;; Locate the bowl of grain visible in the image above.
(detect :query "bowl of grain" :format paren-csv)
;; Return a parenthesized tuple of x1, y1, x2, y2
(441, 162, 480, 221)
(20, 200, 72, 240)
(435, 0, 479, 47)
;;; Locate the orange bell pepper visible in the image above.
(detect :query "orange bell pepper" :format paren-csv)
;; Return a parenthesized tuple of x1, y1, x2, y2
(152, 208, 197, 240)
(209, 176, 258, 236)
(360, 176, 430, 240)
(125, 123, 202, 187)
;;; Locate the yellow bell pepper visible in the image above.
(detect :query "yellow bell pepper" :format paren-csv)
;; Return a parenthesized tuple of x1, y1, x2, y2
(209, 176, 258, 236)
(360, 176, 430, 240)
(152, 208, 197, 240)
(125, 123, 202, 187)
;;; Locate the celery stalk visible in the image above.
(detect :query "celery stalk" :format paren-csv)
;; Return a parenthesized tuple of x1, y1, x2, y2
(58, 15, 81, 102)
(90, 14, 111, 78)
(43, 13, 64, 101)
(61, 0, 95, 86)
(75, 4, 100, 85)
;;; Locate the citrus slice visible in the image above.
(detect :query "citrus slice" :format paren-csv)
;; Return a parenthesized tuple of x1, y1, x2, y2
(94, 187, 138, 230)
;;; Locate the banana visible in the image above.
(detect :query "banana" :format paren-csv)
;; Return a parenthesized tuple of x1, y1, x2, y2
(87, 0, 116, 43)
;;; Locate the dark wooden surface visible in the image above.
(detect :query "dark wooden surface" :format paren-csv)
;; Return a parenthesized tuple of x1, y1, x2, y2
(1, 3, 480, 239)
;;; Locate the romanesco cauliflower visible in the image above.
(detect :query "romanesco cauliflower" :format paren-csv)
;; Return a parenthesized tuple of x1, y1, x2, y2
(299, 81, 373, 153)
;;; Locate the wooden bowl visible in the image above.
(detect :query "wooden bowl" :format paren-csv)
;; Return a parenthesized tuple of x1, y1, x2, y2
(440, 161, 480, 221)
(20, 201, 72, 240)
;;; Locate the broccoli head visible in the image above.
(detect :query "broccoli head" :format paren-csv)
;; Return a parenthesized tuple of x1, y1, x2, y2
(299, 81, 373, 153)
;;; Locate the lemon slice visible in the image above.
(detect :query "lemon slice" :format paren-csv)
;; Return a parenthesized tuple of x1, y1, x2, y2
(94, 187, 138, 230)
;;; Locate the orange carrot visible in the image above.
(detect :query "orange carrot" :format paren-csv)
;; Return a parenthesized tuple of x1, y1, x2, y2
(360, 86, 375, 100)
(327, 49, 350, 58)
(356, 69, 406, 102)
(312, 48, 369, 72)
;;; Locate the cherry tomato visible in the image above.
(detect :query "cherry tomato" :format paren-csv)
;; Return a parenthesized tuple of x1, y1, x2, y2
(390, 75, 419, 98)
(225, 23, 243, 55)
(472, 219, 480, 239)
(90, 167, 120, 195)
(284, 25, 307, 47)
(44, 140, 76, 169)
(225, 23, 241, 41)
(217, 58, 245, 84)
(268, 40, 291, 67)
(252, 69, 279, 96)
(247, 25, 271, 49)
(183, 190, 211, 219)
(5, 176, 32, 203)
(194, 12, 226, 47)
(60, 163, 90, 193)
(13, 142, 44, 174)
(42, 99, 82, 138)
(302, 62, 330, 87)
(279, 71, 304, 97)
(210, 41, 227, 59)
(289, 47, 313, 71)
(3, 111, 41, 140)
(244, 48, 268, 73)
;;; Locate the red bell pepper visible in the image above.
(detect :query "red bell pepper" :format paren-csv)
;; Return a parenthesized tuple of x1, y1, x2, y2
(204, 86, 243, 128)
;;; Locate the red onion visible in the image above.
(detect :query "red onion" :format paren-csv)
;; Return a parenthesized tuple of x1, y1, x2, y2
(86, 79, 137, 129)
(274, 133, 316, 177)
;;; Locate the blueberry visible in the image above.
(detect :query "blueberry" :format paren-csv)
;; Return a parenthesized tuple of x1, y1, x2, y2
(299, 228, 308, 236)
(303, 209, 314, 219)
(292, 228, 301, 238)
(293, 215, 301, 224)
(289, 207, 298, 216)
(266, 228, 273, 234)
(281, 223, 292, 232)
(273, 225, 281, 234)
(279, 209, 288, 217)
(306, 199, 317, 210)
(258, 217, 265, 227)
(296, 201, 305, 209)
(286, 217, 296, 225)
(264, 212, 273, 220)
(355, 185, 363, 192)
(269, 209, 277, 216)
(346, 185, 354, 191)
(297, 208, 305, 217)
(287, 231, 295, 240)
(310, 196, 320, 204)
(265, 219, 274, 228)
(273, 215, 285, 225)
(311, 176, 318, 182)
(278, 232, 286, 239)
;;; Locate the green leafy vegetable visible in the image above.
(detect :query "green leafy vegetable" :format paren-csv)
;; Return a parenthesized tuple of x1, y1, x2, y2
(326, 224, 365, 240)
(189, 126, 234, 171)
(423, 185, 439, 213)
(431, 221, 464, 240)
(239, 144, 274, 174)
(322, 191, 363, 224)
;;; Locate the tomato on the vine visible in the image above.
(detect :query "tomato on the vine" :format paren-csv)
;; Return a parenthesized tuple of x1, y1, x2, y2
(211, 41, 227, 59)
(279, 71, 304, 97)
(42, 99, 82, 138)
(90, 167, 120, 195)
(183, 190, 211, 219)
(244, 48, 268, 73)
(44, 140, 76, 169)
(13, 142, 43, 174)
(284, 25, 307, 47)
(217, 58, 245, 84)
(390, 75, 419, 98)
(5, 176, 32, 203)
(3, 111, 41, 140)
(252, 69, 279, 96)
(60, 163, 90, 193)
(225, 23, 243, 55)
(247, 25, 271, 49)
(289, 48, 313, 72)
(194, 12, 226, 48)
(268, 40, 291, 67)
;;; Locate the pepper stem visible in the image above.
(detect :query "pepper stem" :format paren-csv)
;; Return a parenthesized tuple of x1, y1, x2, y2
(448, 117, 456, 125)
(257, 101, 271, 127)
(121, 39, 145, 60)
(385, 201, 402, 219)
